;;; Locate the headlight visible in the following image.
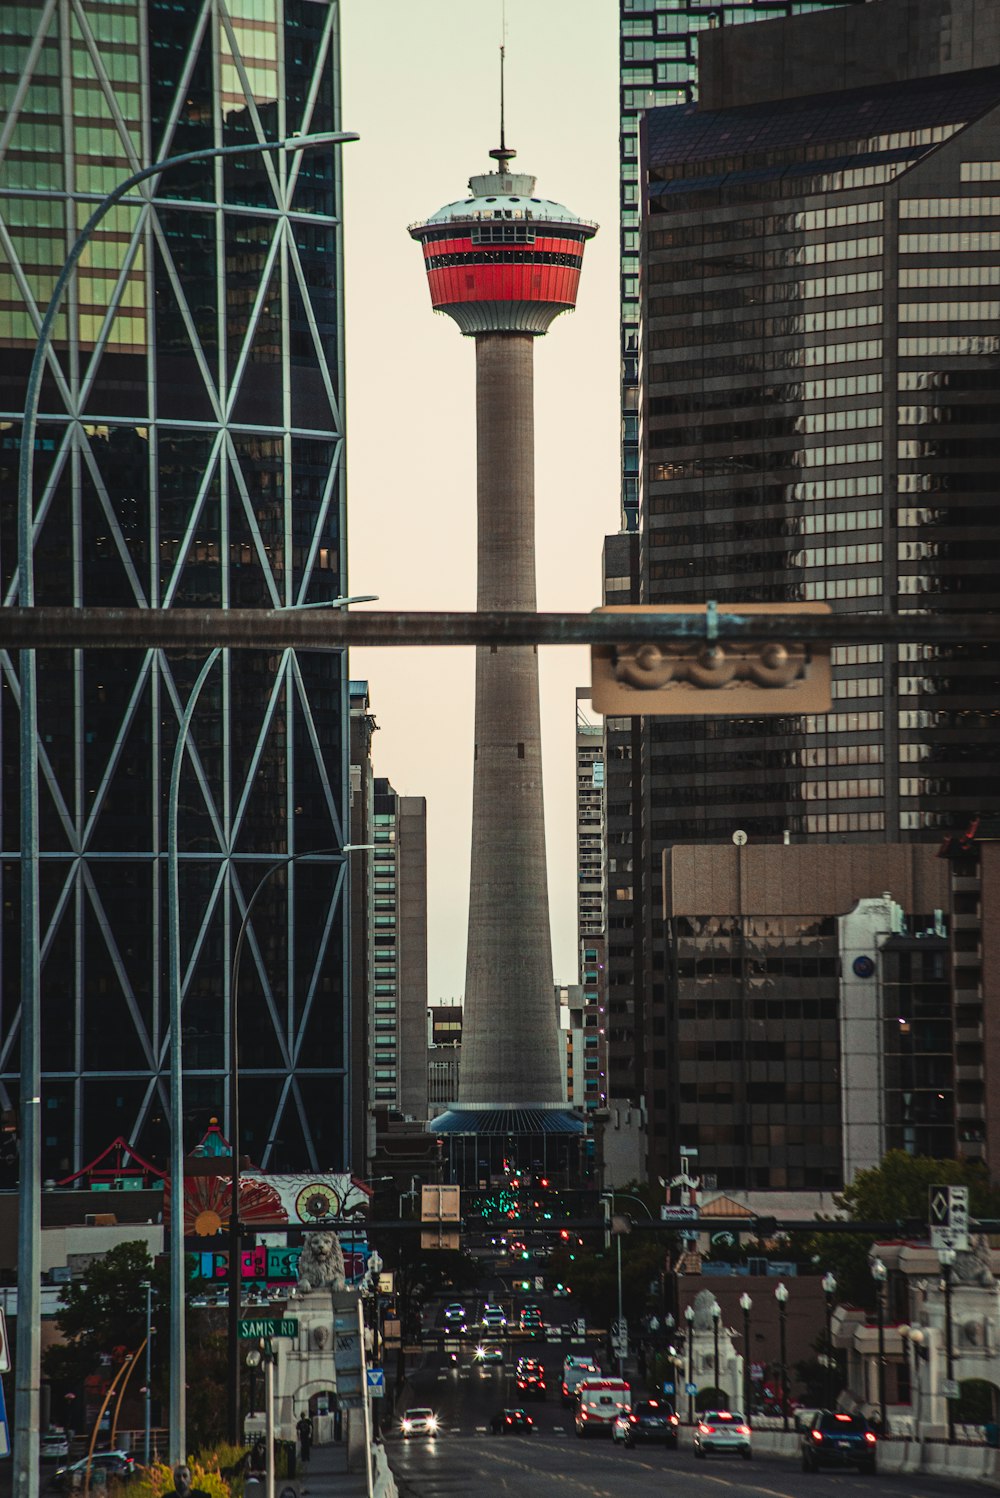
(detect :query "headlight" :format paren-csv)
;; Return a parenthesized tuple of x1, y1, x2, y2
(427, 1416, 438, 1430)
(401, 1420, 412, 1432)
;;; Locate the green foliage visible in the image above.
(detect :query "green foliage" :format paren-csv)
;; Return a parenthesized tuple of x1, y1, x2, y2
(805, 1152, 1000, 1309)
(43, 1241, 161, 1395)
(129, 1457, 232, 1498)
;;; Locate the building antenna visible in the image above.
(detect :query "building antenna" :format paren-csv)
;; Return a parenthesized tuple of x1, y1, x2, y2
(489, 27, 516, 174)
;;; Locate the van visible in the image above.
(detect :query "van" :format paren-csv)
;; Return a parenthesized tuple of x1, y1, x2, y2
(575, 1377, 631, 1437)
(561, 1355, 600, 1407)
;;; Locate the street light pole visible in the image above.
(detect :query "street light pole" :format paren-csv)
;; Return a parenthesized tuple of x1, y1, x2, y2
(14, 126, 358, 1492)
(822, 1271, 837, 1410)
(712, 1302, 721, 1399)
(739, 1292, 752, 1421)
(225, 841, 373, 1442)
(939, 1247, 956, 1444)
(871, 1257, 887, 1433)
(775, 1282, 789, 1432)
(141, 1280, 153, 1467)
(685, 1305, 695, 1425)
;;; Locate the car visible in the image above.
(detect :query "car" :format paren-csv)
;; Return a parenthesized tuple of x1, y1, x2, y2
(40, 1432, 71, 1462)
(520, 1307, 544, 1334)
(552, 1282, 572, 1297)
(612, 1398, 680, 1449)
(575, 1378, 632, 1438)
(490, 1407, 535, 1436)
(561, 1356, 601, 1406)
(515, 1358, 547, 1398)
(694, 1410, 752, 1460)
(51, 1452, 138, 1489)
(443, 1302, 468, 1329)
(482, 1304, 507, 1329)
(400, 1408, 439, 1438)
(474, 1343, 505, 1364)
(801, 1411, 877, 1473)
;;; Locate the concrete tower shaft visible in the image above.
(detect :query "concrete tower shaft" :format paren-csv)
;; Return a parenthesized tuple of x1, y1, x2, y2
(460, 335, 561, 1105)
(411, 153, 595, 1128)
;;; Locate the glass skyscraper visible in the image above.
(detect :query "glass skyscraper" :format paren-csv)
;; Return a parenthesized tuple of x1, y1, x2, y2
(619, 1, 864, 530)
(633, 6, 1000, 1179)
(0, 0, 351, 1176)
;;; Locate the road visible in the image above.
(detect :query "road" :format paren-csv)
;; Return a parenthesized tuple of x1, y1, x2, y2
(385, 1301, 973, 1498)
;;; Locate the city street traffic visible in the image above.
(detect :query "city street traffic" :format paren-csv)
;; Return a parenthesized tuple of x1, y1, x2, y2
(385, 1302, 977, 1498)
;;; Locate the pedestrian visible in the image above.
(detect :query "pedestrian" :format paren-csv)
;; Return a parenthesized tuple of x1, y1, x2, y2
(296, 1412, 313, 1463)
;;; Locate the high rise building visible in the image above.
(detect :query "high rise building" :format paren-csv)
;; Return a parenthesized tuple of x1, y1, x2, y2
(409, 132, 595, 1181)
(618, 0, 865, 530)
(575, 690, 609, 1114)
(370, 779, 428, 1124)
(630, 0, 1000, 1178)
(1, 1, 351, 1174)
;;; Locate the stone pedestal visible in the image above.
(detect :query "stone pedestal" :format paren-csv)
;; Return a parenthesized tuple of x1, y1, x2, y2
(269, 1288, 345, 1439)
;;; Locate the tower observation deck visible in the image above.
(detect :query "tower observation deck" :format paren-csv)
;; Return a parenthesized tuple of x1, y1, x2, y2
(410, 147, 596, 1180)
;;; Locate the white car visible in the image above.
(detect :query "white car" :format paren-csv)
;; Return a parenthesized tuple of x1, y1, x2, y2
(400, 1408, 439, 1438)
(694, 1410, 752, 1460)
(443, 1302, 468, 1329)
(40, 1431, 70, 1461)
(482, 1304, 507, 1329)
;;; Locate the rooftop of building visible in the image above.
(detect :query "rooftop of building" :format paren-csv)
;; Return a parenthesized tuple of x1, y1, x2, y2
(644, 62, 1000, 173)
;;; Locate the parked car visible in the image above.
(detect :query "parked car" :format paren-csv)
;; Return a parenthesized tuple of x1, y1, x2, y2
(490, 1408, 534, 1436)
(51, 1452, 138, 1489)
(694, 1410, 752, 1460)
(801, 1410, 877, 1473)
(612, 1398, 680, 1449)
(40, 1431, 70, 1461)
(400, 1408, 438, 1438)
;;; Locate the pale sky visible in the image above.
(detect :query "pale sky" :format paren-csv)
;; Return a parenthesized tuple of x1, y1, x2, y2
(341, 2, 621, 1002)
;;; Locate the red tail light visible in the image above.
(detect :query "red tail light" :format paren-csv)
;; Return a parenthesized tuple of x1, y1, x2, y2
(811, 1430, 823, 1443)
(581, 1411, 588, 1420)
(505, 1417, 512, 1425)
(864, 1431, 877, 1445)
(737, 1425, 750, 1436)
(629, 1414, 638, 1424)
(670, 1415, 679, 1425)
(698, 1422, 713, 1434)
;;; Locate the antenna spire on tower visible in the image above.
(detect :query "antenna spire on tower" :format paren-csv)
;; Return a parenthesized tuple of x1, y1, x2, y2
(489, 41, 516, 175)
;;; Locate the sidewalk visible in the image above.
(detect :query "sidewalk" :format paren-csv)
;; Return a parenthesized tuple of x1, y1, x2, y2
(295, 1441, 371, 1498)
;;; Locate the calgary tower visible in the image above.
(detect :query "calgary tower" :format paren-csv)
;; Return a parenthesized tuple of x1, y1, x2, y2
(410, 107, 596, 1176)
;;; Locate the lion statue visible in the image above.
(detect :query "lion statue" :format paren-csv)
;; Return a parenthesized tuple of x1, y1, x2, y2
(297, 1231, 347, 1293)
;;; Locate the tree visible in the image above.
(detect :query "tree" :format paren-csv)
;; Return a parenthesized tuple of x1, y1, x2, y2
(806, 1152, 1000, 1309)
(44, 1241, 161, 1396)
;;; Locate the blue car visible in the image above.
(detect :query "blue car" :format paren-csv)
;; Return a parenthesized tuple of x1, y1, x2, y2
(802, 1411, 877, 1473)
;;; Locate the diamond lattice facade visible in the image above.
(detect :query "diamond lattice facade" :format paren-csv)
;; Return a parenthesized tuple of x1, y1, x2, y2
(0, 0, 351, 1176)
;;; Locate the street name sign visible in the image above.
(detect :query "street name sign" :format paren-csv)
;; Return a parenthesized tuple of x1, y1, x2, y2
(238, 1318, 298, 1339)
